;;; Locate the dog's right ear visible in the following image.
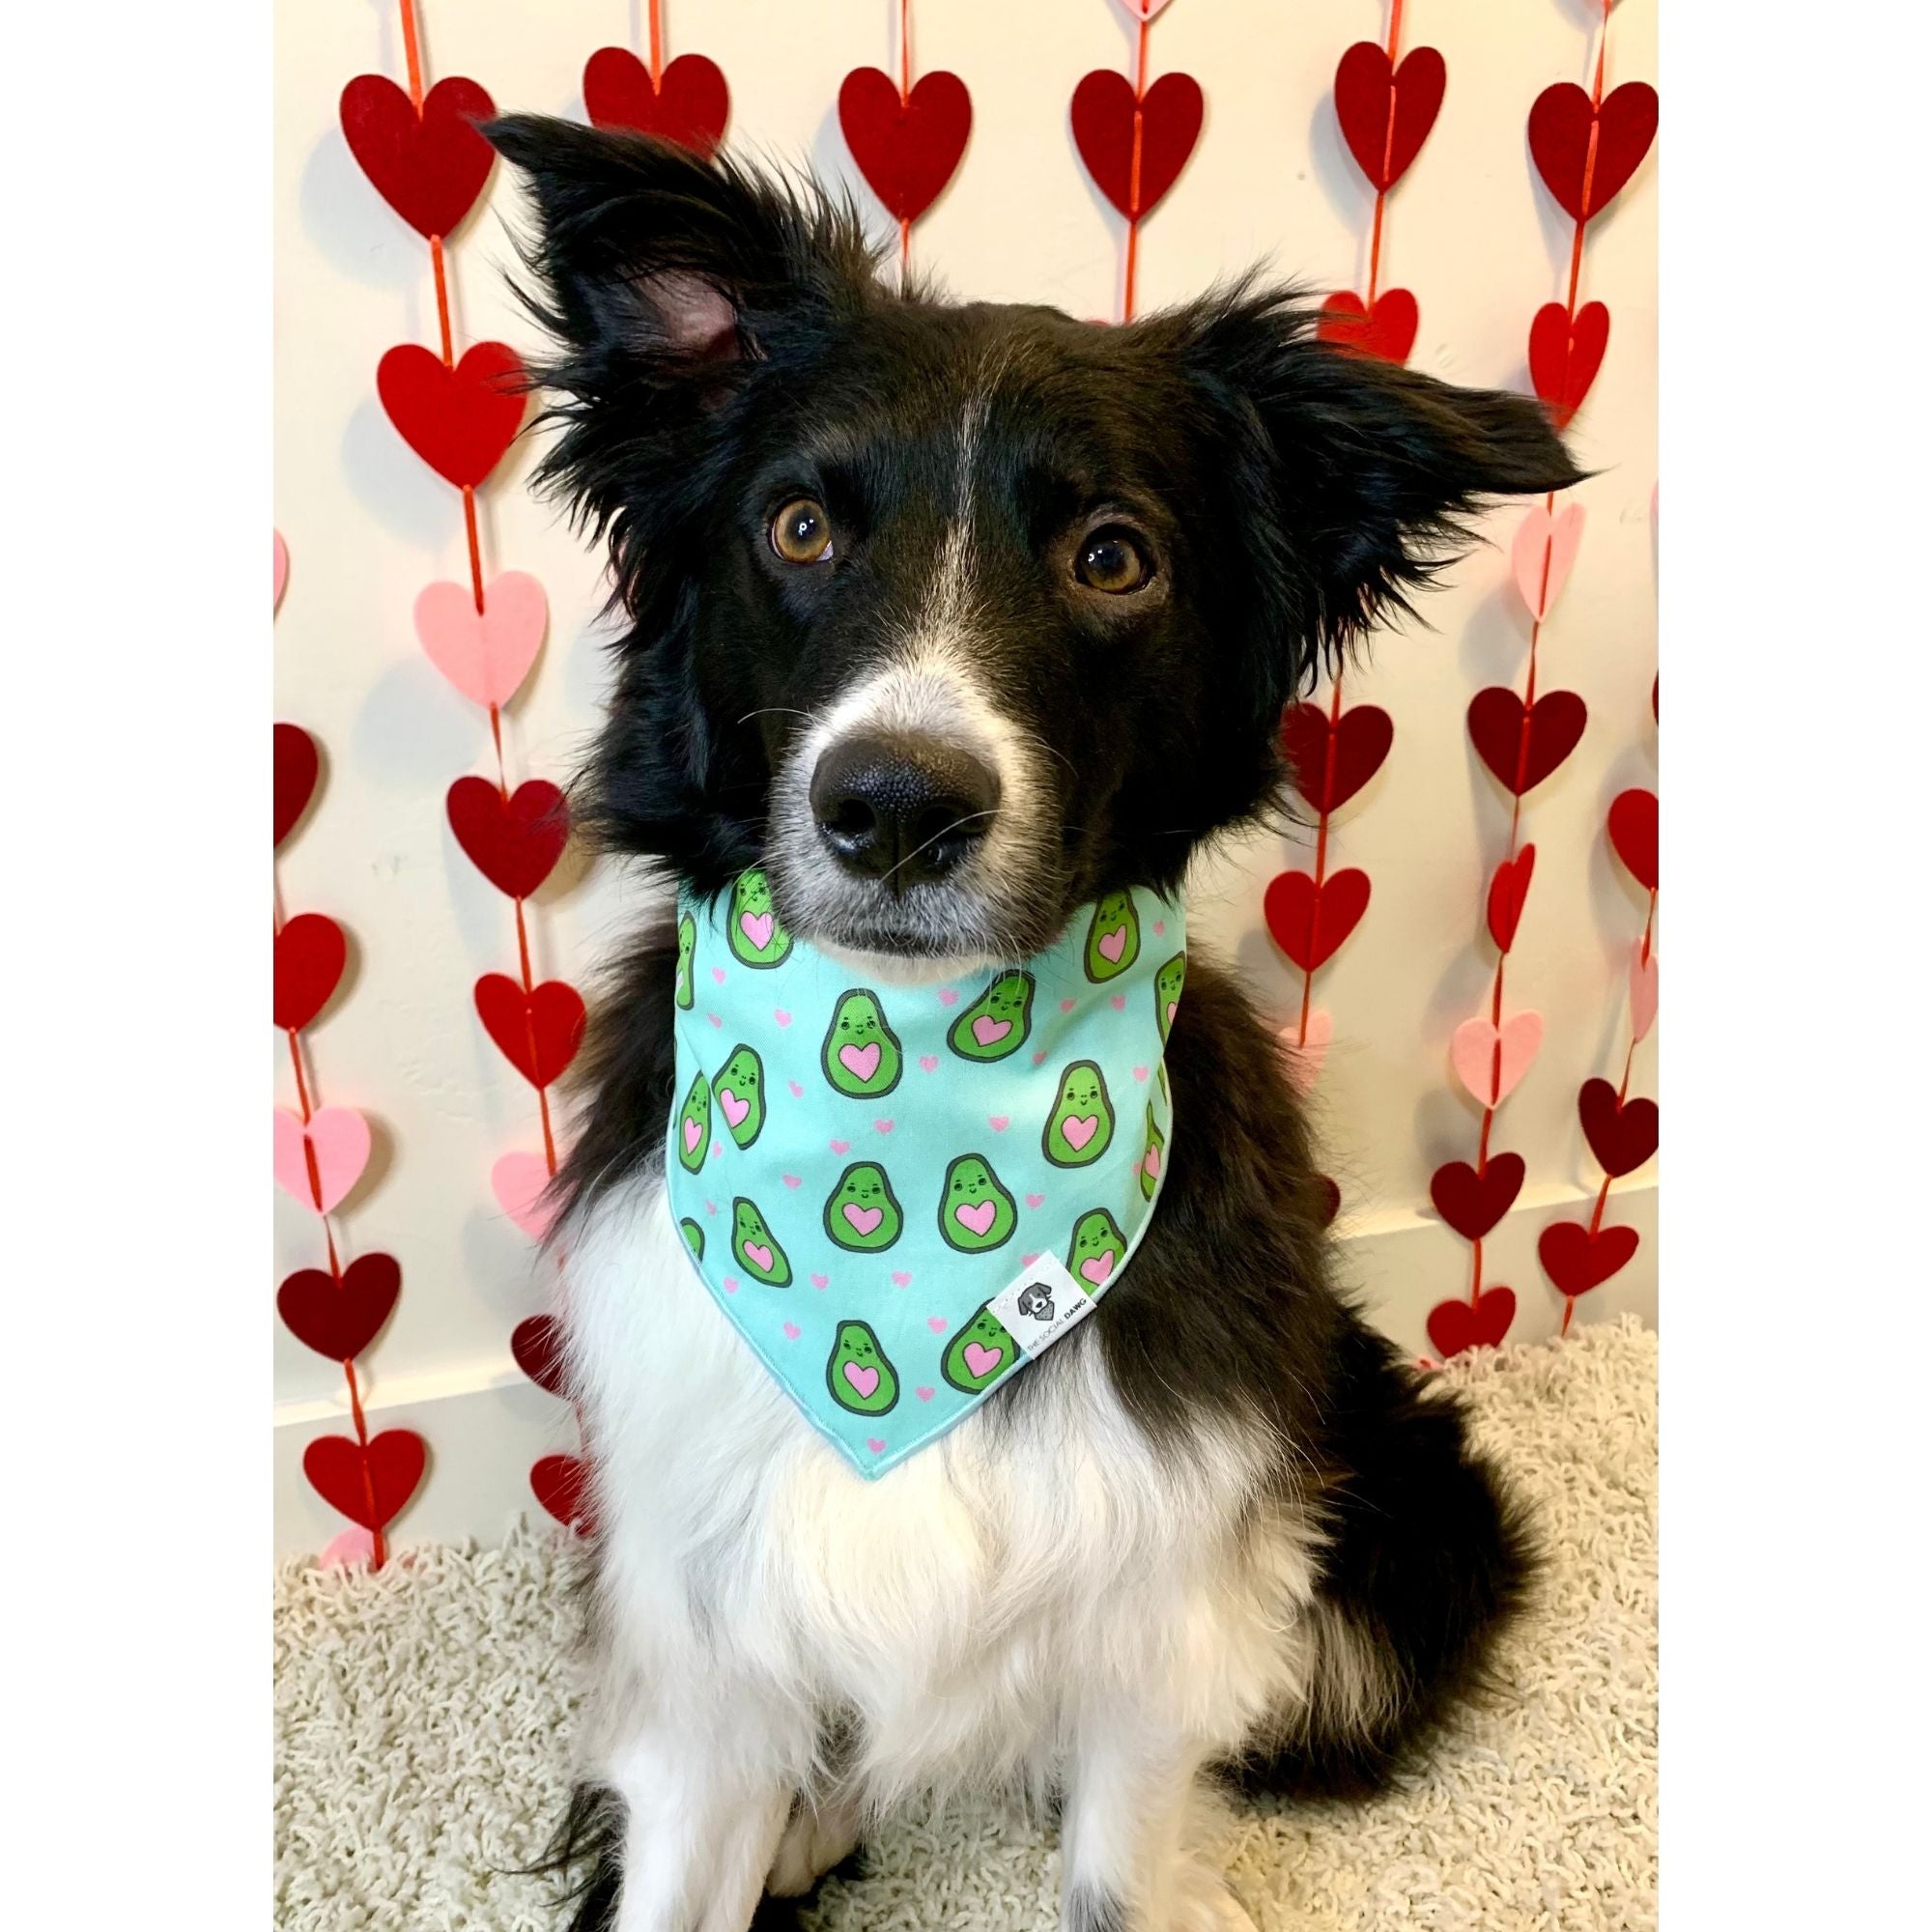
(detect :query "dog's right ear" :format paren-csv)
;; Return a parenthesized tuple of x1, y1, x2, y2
(484, 114, 875, 399)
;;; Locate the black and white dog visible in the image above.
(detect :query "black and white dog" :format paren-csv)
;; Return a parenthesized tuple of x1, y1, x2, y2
(485, 115, 1580, 1932)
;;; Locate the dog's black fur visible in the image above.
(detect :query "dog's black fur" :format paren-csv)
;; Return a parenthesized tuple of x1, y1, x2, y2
(484, 114, 1576, 1927)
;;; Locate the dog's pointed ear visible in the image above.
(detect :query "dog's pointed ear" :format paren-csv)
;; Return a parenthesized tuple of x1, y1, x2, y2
(484, 114, 875, 394)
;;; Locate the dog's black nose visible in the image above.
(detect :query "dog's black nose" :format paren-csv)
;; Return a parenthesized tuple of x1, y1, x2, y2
(810, 732, 1001, 887)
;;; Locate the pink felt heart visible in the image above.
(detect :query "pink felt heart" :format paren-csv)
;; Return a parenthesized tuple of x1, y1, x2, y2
(1275, 1010, 1333, 1095)
(972, 1014, 1011, 1047)
(782, 1321, 802, 1340)
(491, 1151, 556, 1240)
(955, 1200, 998, 1236)
(274, 1107, 371, 1215)
(414, 572, 547, 710)
(843, 1203, 884, 1236)
(839, 1041, 881, 1081)
(1631, 944, 1659, 1043)
(740, 910, 774, 951)
(844, 1362, 880, 1399)
(1061, 1116, 1098, 1151)
(718, 1088, 750, 1129)
(1080, 1251, 1117, 1287)
(273, 529, 289, 611)
(743, 1241, 774, 1273)
(1096, 926, 1127, 964)
(1511, 504, 1586, 622)
(318, 1526, 376, 1569)
(963, 1342, 1004, 1378)
(1451, 1012, 1545, 1108)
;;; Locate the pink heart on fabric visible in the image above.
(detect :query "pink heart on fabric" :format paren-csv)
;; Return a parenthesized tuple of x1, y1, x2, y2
(1096, 926, 1127, 964)
(839, 1042, 881, 1081)
(844, 1362, 880, 1399)
(954, 1200, 998, 1236)
(1132, 1065, 1150, 1083)
(774, 1009, 793, 1028)
(274, 1106, 371, 1215)
(1152, 919, 1167, 936)
(937, 988, 960, 1007)
(743, 1241, 774, 1272)
(810, 1272, 830, 1289)
(781, 1174, 802, 1189)
(1021, 1252, 1040, 1266)
(706, 1014, 723, 1028)
(873, 1120, 895, 1135)
(1275, 1009, 1333, 1095)
(829, 1139, 850, 1154)
(318, 1525, 376, 1568)
(711, 966, 726, 984)
(1630, 944, 1659, 1043)
(683, 1118, 702, 1153)
(718, 1089, 750, 1129)
(916, 1386, 935, 1402)
(723, 1276, 739, 1293)
(867, 1437, 887, 1454)
(919, 1054, 939, 1073)
(414, 571, 548, 709)
(843, 1203, 884, 1236)
(927, 1316, 948, 1332)
(1143, 1146, 1161, 1180)
(988, 1115, 1009, 1133)
(782, 1321, 802, 1340)
(1033, 1051, 1048, 1065)
(972, 1015, 1011, 1047)
(963, 1342, 1004, 1378)
(787, 1080, 804, 1097)
(1025, 1192, 1045, 1209)
(1450, 1011, 1545, 1107)
(1109, 995, 1126, 1012)
(1060, 999, 1076, 1013)
(892, 1270, 912, 1287)
(740, 910, 774, 951)
(1510, 503, 1586, 623)
(1061, 1116, 1098, 1151)
(491, 1151, 556, 1240)
(1080, 1251, 1117, 1286)
(273, 529, 290, 612)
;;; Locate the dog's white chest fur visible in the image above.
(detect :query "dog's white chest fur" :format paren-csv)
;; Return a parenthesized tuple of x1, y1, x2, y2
(563, 1177, 1319, 1804)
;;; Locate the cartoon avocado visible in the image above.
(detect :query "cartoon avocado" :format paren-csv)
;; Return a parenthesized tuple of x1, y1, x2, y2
(1084, 890, 1141, 982)
(938, 1153, 1018, 1253)
(711, 1043, 766, 1150)
(675, 1070, 712, 1174)
(679, 1216, 705, 1260)
(821, 988, 903, 1097)
(726, 868, 791, 968)
(827, 1320, 898, 1415)
(948, 970, 1035, 1063)
(1042, 1060, 1115, 1167)
(674, 910, 696, 1009)
(823, 1161, 904, 1252)
(942, 1301, 1020, 1395)
(1139, 1103, 1167, 1203)
(1067, 1208, 1128, 1291)
(1155, 952, 1186, 1043)
(729, 1196, 791, 1286)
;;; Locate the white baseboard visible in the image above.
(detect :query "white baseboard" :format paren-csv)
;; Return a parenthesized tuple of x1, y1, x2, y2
(274, 1178, 1656, 1553)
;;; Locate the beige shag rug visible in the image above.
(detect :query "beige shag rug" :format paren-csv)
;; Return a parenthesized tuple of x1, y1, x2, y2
(275, 1317, 1657, 1932)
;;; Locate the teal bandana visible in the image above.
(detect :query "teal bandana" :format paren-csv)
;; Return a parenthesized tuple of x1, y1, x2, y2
(665, 870, 1185, 1477)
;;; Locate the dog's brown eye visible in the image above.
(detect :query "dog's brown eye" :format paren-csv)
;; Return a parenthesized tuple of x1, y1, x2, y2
(771, 497, 834, 564)
(1075, 528, 1151, 594)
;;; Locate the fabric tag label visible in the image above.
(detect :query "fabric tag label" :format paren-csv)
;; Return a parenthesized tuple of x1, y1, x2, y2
(989, 1252, 1096, 1360)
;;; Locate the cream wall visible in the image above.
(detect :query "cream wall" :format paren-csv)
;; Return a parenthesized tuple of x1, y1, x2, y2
(273, 0, 1657, 1550)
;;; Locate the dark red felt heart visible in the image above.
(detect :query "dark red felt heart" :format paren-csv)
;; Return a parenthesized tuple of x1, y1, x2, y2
(1317, 288, 1418, 365)
(1528, 81, 1659, 224)
(377, 342, 526, 490)
(1427, 1287, 1517, 1359)
(582, 48, 730, 156)
(1430, 1153, 1526, 1243)
(1607, 788, 1658, 892)
(1539, 1219, 1639, 1297)
(1529, 300, 1609, 429)
(1578, 1078, 1658, 1178)
(303, 1428, 425, 1532)
(1280, 702, 1394, 812)
(1264, 868, 1371, 974)
(275, 914, 347, 1033)
(275, 723, 319, 849)
(1311, 1175, 1342, 1228)
(530, 1452, 595, 1532)
(447, 778, 569, 900)
(339, 73, 497, 241)
(1467, 688, 1586, 795)
(839, 67, 972, 223)
(1071, 70, 1204, 221)
(278, 1253, 402, 1361)
(511, 1314, 571, 1398)
(1333, 42, 1446, 191)
(1486, 843, 1537, 952)
(475, 975, 586, 1090)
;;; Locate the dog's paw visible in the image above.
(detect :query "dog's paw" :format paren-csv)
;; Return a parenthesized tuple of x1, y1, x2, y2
(764, 1795, 861, 1897)
(1169, 1862, 1260, 1932)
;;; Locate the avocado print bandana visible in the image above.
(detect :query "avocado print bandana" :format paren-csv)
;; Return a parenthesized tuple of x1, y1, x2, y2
(666, 870, 1185, 1477)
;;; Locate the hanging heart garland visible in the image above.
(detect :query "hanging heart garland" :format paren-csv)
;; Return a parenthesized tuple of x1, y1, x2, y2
(583, 47, 730, 156)
(339, 73, 497, 241)
(840, 66, 972, 233)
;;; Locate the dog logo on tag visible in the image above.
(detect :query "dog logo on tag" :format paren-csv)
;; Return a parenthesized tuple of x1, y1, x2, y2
(1016, 1280, 1056, 1323)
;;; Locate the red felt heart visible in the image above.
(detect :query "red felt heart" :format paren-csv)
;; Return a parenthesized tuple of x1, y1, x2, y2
(1528, 81, 1659, 224)
(1578, 1078, 1658, 1178)
(839, 68, 973, 224)
(1486, 843, 1537, 953)
(475, 975, 586, 1090)
(1264, 868, 1371, 973)
(1280, 702, 1394, 812)
(1311, 1175, 1342, 1228)
(275, 914, 347, 1033)
(1071, 70, 1204, 221)
(377, 342, 527, 490)
(1528, 300, 1609, 429)
(1467, 688, 1587, 796)
(582, 48, 730, 156)
(511, 1314, 570, 1398)
(1333, 42, 1446, 192)
(277, 1253, 402, 1361)
(1607, 788, 1658, 892)
(1538, 1219, 1639, 1297)
(530, 1452, 595, 1532)
(339, 73, 497, 241)
(1430, 1153, 1526, 1243)
(274, 723, 319, 849)
(303, 1428, 425, 1532)
(1316, 288, 1418, 365)
(1427, 1287, 1517, 1359)
(447, 778, 569, 900)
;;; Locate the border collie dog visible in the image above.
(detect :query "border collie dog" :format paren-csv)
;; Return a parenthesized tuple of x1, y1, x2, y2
(485, 116, 1579, 1932)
